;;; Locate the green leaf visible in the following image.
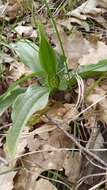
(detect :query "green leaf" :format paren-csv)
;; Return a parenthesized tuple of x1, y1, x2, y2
(39, 23, 57, 75)
(69, 59, 107, 86)
(0, 88, 26, 116)
(11, 40, 43, 72)
(78, 59, 107, 78)
(6, 85, 49, 157)
(48, 74, 60, 90)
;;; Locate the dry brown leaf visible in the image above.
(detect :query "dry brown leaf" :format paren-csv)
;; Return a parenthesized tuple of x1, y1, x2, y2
(0, 54, 14, 64)
(63, 152, 82, 183)
(35, 179, 58, 190)
(13, 103, 80, 188)
(27, 126, 72, 170)
(63, 103, 79, 122)
(68, 0, 104, 19)
(15, 25, 37, 38)
(97, 0, 107, 9)
(6, 3, 23, 20)
(13, 173, 58, 190)
(67, 0, 107, 28)
(0, 0, 23, 20)
(9, 61, 31, 81)
(0, 167, 16, 190)
(93, 132, 104, 149)
(59, 17, 89, 31)
(23, 102, 80, 184)
(55, 29, 107, 68)
(8, 0, 23, 5)
(13, 168, 43, 190)
(86, 87, 107, 124)
(55, 31, 91, 69)
(22, 102, 77, 181)
(79, 41, 107, 65)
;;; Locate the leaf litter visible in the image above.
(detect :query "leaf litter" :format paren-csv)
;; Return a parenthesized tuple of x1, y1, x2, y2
(1, 0, 107, 189)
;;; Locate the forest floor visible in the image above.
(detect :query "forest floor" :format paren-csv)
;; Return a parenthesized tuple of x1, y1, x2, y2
(1, 0, 107, 190)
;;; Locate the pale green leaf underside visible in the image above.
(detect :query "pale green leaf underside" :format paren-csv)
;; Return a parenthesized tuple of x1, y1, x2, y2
(6, 85, 49, 157)
(0, 88, 26, 116)
(11, 40, 43, 72)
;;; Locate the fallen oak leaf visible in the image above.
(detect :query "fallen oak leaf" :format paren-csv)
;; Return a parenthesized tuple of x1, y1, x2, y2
(35, 179, 58, 190)
(0, 166, 16, 190)
(67, 0, 106, 19)
(15, 25, 37, 38)
(67, 0, 107, 28)
(79, 41, 107, 66)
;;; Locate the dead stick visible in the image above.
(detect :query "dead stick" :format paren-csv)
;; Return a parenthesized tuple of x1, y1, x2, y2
(47, 117, 107, 168)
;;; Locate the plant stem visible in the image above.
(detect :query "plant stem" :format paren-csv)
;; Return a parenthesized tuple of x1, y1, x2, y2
(43, 0, 70, 80)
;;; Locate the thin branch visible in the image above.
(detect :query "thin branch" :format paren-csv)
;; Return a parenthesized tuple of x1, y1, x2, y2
(47, 116, 107, 168)
(89, 179, 107, 190)
(77, 172, 106, 189)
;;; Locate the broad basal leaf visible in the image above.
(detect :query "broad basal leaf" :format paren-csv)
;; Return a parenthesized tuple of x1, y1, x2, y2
(11, 40, 43, 73)
(6, 85, 49, 157)
(0, 88, 26, 116)
(69, 59, 107, 86)
(78, 59, 107, 78)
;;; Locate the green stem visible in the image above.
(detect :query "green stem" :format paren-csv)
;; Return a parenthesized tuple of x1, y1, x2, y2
(43, 0, 70, 80)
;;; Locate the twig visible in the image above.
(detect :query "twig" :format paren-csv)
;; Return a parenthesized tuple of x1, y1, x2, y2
(63, 94, 107, 124)
(89, 179, 107, 190)
(85, 154, 106, 170)
(46, 116, 107, 168)
(76, 172, 106, 189)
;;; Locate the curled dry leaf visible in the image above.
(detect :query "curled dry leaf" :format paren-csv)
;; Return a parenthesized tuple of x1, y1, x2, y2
(9, 61, 31, 81)
(59, 17, 89, 31)
(67, 0, 107, 28)
(68, 0, 104, 20)
(15, 25, 37, 38)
